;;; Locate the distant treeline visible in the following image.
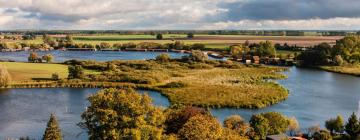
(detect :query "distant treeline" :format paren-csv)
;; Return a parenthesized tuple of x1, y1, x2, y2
(1, 30, 359, 36)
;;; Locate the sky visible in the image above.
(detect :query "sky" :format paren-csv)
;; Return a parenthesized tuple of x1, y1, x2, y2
(0, 0, 360, 30)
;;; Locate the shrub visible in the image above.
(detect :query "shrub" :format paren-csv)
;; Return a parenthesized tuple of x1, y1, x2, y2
(68, 65, 84, 79)
(52, 73, 60, 80)
(156, 54, 171, 63)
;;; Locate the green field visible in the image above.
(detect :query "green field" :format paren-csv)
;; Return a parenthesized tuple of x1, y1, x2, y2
(0, 62, 100, 82)
(0, 62, 68, 81)
(320, 65, 360, 76)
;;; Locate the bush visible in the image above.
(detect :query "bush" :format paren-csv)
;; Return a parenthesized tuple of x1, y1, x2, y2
(156, 54, 171, 63)
(68, 65, 84, 79)
(52, 73, 60, 80)
(156, 34, 163, 40)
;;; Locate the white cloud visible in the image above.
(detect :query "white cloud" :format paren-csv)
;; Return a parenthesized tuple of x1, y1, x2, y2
(200, 18, 360, 30)
(0, 0, 359, 30)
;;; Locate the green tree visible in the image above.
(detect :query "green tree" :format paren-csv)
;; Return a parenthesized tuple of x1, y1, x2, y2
(334, 36, 360, 64)
(191, 43, 205, 50)
(156, 54, 171, 63)
(28, 52, 39, 63)
(178, 114, 222, 140)
(42, 54, 54, 63)
(261, 112, 290, 135)
(187, 33, 194, 38)
(68, 65, 84, 79)
(257, 41, 276, 57)
(156, 34, 163, 40)
(345, 112, 360, 139)
(223, 115, 250, 137)
(325, 115, 344, 135)
(0, 65, 11, 87)
(81, 88, 165, 140)
(250, 114, 269, 140)
(43, 113, 62, 140)
(52, 73, 59, 80)
(313, 130, 332, 140)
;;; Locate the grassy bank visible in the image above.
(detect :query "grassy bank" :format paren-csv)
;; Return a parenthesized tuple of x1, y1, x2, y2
(320, 65, 360, 76)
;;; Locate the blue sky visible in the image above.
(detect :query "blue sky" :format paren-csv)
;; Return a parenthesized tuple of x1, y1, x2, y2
(0, 0, 360, 30)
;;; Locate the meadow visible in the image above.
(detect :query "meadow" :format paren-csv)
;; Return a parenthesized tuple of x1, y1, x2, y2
(72, 59, 289, 108)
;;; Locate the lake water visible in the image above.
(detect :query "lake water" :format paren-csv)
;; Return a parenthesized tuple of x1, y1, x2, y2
(0, 51, 188, 62)
(0, 88, 169, 140)
(1, 67, 360, 139)
(212, 67, 360, 129)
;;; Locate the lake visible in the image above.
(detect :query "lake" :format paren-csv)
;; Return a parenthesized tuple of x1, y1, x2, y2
(0, 88, 169, 140)
(1, 67, 360, 139)
(0, 50, 229, 62)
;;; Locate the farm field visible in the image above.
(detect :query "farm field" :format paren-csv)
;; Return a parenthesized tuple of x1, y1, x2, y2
(1, 34, 343, 50)
(0, 62, 99, 82)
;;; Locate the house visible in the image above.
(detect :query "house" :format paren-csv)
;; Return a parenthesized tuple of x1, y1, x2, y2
(266, 134, 307, 140)
(252, 56, 260, 64)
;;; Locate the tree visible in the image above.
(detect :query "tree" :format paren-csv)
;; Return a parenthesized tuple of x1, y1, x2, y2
(313, 130, 332, 140)
(43, 113, 62, 140)
(178, 114, 222, 140)
(164, 106, 208, 134)
(28, 52, 39, 63)
(230, 45, 246, 59)
(43, 34, 56, 47)
(0, 65, 11, 87)
(156, 53, 171, 63)
(156, 34, 163, 40)
(261, 112, 290, 135)
(42, 54, 54, 63)
(334, 55, 344, 66)
(223, 115, 250, 137)
(191, 43, 205, 50)
(250, 114, 269, 140)
(52, 73, 59, 80)
(345, 112, 360, 139)
(68, 65, 84, 79)
(65, 35, 73, 44)
(187, 33, 194, 38)
(81, 88, 165, 140)
(257, 41, 276, 57)
(325, 115, 344, 135)
(288, 117, 300, 136)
